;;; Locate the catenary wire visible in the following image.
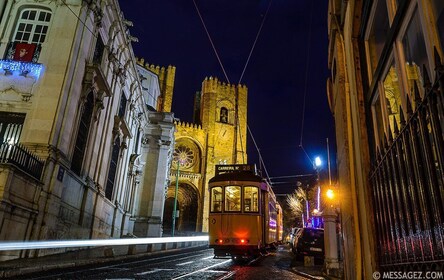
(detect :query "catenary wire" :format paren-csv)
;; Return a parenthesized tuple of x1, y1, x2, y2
(191, 0, 274, 183)
(298, 0, 314, 165)
(192, 0, 231, 84)
(238, 0, 273, 85)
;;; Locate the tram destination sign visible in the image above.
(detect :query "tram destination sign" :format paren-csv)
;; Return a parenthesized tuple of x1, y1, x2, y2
(215, 164, 256, 175)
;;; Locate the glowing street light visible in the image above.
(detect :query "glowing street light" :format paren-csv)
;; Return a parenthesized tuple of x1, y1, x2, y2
(326, 189, 335, 200)
(314, 156, 322, 168)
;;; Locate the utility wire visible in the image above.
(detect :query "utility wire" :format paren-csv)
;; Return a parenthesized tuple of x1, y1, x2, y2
(298, 0, 314, 165)
(192, 0, 274, 184)
(238, 0, 273, 84)
(192, 0, 231, 84)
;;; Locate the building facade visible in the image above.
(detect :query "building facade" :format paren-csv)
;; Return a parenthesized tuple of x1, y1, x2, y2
(164, 77, 248, 234)
(327, 0, 444, 278)
(0, 0, 174, 260)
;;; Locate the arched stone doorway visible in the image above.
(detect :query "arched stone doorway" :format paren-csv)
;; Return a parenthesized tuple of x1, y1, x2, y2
(163, 182, 199, 235)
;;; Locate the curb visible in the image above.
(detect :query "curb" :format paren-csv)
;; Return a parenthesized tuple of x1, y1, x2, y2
(292, 267, 326, 280)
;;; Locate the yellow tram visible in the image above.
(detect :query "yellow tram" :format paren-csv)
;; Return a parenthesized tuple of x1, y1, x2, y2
(208, 164, 283, 259)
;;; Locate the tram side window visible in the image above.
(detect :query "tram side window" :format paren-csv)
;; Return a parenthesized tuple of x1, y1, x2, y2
(225, 186, 241, 211)
(244, 186, 259, 212)
(211, 187, 223, 212)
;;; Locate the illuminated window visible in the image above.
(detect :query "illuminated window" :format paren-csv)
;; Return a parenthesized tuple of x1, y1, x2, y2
(72, 93, 94, 175)
(210, 187, 223, 212)
(225, 186, 241, 212)
(244, 186, 258, 212)
(5, 8, 52, 62)
(383, 60, 402, 134)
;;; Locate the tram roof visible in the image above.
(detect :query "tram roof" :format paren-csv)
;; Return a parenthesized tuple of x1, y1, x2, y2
(208, 171, 263, 183)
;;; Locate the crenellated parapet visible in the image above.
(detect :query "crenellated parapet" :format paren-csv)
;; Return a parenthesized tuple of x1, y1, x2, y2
(135, 57, 176, 112)
(174, 120, 203, 131)
(201, 76, 247, 95)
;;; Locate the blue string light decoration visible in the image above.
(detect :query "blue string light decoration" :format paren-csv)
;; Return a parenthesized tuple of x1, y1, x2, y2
(0, 60, 43, 78)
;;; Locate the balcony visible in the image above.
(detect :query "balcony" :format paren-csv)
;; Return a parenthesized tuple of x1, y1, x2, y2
(0, 142, 44, 180)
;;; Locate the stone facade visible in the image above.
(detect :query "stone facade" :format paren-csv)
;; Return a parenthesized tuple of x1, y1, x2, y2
(0, 0, 174, 260)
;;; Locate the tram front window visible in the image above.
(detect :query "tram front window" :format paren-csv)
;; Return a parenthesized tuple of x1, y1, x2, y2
(211, 187, 223, 212)
(244, 186, 258, 212)
(225, 186, 241, 211)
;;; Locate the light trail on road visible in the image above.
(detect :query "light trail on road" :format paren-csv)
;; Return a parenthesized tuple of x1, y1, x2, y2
(0, 235, 209, 250)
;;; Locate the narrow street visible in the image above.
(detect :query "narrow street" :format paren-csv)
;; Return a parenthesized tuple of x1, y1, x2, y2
(11, 245, 318, 280)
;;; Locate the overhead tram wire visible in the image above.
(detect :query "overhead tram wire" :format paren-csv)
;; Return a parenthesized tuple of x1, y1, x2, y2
(192, 0, 274, 184)
(298, 0, 314, 166)
(192, 0, 231, 84)
(238, 0, 273, 183)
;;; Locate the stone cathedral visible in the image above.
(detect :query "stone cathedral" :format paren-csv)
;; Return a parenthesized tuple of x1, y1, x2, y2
(136, 59, 248, 234)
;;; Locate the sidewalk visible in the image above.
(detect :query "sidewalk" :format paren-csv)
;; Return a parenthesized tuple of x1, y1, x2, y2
(0, 241, 207, 278)
(291, 258, 326, 280)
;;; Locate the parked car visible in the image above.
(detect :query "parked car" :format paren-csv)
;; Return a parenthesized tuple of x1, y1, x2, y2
(288, 227, 301, 247)
(292, 227, 324, 260)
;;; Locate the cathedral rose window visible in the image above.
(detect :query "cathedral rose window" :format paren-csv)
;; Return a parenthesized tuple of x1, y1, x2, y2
(173, 145, 195, 169)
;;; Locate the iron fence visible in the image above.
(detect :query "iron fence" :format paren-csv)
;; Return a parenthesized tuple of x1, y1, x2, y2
(370, 49, 444, 271)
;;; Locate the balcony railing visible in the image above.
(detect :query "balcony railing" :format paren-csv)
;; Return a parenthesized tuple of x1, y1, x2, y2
(0, 142, 44, 180)
(370, 48, 444, 271)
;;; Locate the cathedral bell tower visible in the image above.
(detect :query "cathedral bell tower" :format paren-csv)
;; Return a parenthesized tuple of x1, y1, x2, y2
(198, 76, 248, 168)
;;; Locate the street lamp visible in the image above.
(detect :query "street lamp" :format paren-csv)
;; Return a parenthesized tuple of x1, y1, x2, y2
(323, 188, 340, 277)
(314, 156, 322, 168)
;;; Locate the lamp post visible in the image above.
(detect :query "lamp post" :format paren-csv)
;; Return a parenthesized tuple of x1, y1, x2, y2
(323, 188, 340, 278)
(313, 156, 322, 228)
(172, 160, 180, 237)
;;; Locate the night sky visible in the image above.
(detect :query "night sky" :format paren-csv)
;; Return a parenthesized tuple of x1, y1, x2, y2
(118, 1, 336, 193)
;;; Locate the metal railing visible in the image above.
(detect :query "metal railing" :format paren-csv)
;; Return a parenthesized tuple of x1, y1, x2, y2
(370, 48, 444, 271)
(0, 142, 44, 180)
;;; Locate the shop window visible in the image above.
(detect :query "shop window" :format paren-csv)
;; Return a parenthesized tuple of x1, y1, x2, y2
(366, 0, 390, 78)
(72, 93, 94, 175)
(383, 60, 402, 135)
(402, 7, 429, 96)
(210, 187, 223, 212)
(5, 8, 51, 62)
(244, 186, 258, 212)
(225, 185, 241, 212)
